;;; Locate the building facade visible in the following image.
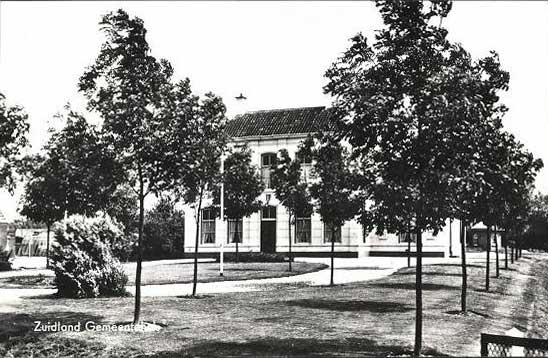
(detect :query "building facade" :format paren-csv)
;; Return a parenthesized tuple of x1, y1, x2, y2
(183, 106, 459, 258)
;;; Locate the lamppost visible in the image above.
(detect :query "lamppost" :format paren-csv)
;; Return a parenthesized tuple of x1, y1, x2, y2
(219, 154, 225, 277)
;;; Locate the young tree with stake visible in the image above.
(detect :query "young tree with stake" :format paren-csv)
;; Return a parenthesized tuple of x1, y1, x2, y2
(271, 149, 312, 272)
(213, 145, 264, 262)
(308, 135, 360, 286)
(177, 93, 227, 297)
(324, 1, 497, 354)
(79, 10, 196, 323)
(20, 155, 65, 267)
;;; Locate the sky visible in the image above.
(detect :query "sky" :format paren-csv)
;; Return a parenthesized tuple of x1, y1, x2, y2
(1, 1, 547, 221)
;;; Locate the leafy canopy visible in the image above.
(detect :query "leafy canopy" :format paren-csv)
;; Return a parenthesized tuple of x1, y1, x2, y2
(308, 135, 361, 229)
(271, 148, 313, 220)
(324, 0, 529, 235)
(213, 144, 265, 220)
(0, 93, 29, 192)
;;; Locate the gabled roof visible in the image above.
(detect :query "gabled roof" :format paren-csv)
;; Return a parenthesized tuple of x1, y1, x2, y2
(226, 106, 335, 138)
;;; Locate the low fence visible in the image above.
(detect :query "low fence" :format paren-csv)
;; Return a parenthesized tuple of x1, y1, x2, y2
(481, 333, 548, 357)
(14, 243, 46, 257)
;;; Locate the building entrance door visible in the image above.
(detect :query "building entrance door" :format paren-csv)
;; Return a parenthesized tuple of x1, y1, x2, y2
(260, 206, 276, 253)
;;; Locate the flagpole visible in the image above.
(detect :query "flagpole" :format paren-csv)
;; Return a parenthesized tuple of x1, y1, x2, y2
(220, 155, 225, 277)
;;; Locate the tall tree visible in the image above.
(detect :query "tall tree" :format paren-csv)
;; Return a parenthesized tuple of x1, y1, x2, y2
(524, 193, 548, 250)
(79, 9, 194, 323)
(0, 93, 29, 192)
(324, 1, 494, 354)
(309, 134, 360, 286)
(19, 155, 65, 267)
(474, 129, 542, 290)
(45, 109, 122, 216)
(214, 145, 264, 262)
(271, 148, 313, 272)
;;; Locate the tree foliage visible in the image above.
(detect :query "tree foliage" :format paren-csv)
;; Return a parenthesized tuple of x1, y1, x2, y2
(144, 196, 185, 260)
(46, 109, 122, 215)
(523, 193, 548, 250)
(218, 144, 264, 222)
(309, 135, 360, 230)
(0, 92, 29, 192)
(271, 147, 313, 271)
(175, 93, 227, 296)
(308, 134, 361, 285)
(19, 154, 65, 229)
(78, 9, 196, 322)
(212, 144, 264, 261)
(322, 0, 543, 354)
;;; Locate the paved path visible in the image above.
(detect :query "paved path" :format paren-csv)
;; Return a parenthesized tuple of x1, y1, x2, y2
(0, 252, 513, 305)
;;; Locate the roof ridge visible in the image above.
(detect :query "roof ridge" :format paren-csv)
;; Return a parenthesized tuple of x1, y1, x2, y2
(240, 106, 327, 115)
(226, 105, 335, 138)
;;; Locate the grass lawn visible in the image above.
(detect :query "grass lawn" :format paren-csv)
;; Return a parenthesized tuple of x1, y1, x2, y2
(125, 261, 328, 285)
(0, 262, 327, 288)
(1, 254, 547, 357)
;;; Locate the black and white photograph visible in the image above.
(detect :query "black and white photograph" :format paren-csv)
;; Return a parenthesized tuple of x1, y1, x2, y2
(1, 1, 548, 356)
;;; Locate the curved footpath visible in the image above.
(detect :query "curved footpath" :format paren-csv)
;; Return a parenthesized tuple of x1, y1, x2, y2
(0, 253, 496, 304)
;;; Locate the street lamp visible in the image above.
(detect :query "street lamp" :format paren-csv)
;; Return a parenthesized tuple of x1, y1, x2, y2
(219, 154, 225, 277)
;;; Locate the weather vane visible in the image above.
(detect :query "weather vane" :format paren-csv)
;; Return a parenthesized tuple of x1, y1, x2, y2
(235, 93, 247, 101)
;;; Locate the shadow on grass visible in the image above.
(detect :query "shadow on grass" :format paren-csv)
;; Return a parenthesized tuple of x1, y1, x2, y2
(176, 295, 213, 299)
(0, 275, 55, 289)
(445, 309, 490, 318)
(396, 271, 463, 277)
(135, 337, 449, 357)
(24, 290, 132, 300)
(284, 299, 413, 313)
(472, 288, 513, 296)
(429, 263, 485, 269)
(337, 267, 388, 271)
(369, 282, 459, 291)
(0, 311, 103, 341)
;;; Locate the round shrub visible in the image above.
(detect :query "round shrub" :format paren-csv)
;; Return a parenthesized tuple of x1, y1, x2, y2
(50, 215, 129, 298)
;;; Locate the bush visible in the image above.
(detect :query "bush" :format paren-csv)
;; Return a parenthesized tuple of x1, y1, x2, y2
(50, 215, 129, 298)
(0, 251, 12, 271)
(216, 252, 290, 263)
(143, 197, 185, 261)
(91, 214, 135, 262)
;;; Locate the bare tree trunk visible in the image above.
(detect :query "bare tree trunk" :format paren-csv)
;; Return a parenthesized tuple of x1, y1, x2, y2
(408, 238, 411, 268)
(494, 226, 500, 278)
(414, 228, 423, 357)
(192, 186, 204, 297)
(511, 243, 514, 264)
(485, 226, 490, 292)
(449, 219, 453, 257)
(515, 239, 519, 261)
(407, 223, 411, 268)
(133, 173, 145, 324)
(330, 229, 335, 286)
(288, 213, 292, 272)
(46, 224, 51, 269)
(460, 220, 467, 313)
(504, 232, 508, 270)
(235, 218, 239, 263)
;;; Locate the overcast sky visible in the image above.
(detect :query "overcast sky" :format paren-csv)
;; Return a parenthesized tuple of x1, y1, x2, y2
(1, 1, 547, 221)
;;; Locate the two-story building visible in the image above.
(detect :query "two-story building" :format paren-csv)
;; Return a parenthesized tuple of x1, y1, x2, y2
(182, 106, 460, 258)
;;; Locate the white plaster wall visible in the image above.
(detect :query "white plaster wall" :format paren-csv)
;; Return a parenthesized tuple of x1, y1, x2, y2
(183, 135, 456, 257)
